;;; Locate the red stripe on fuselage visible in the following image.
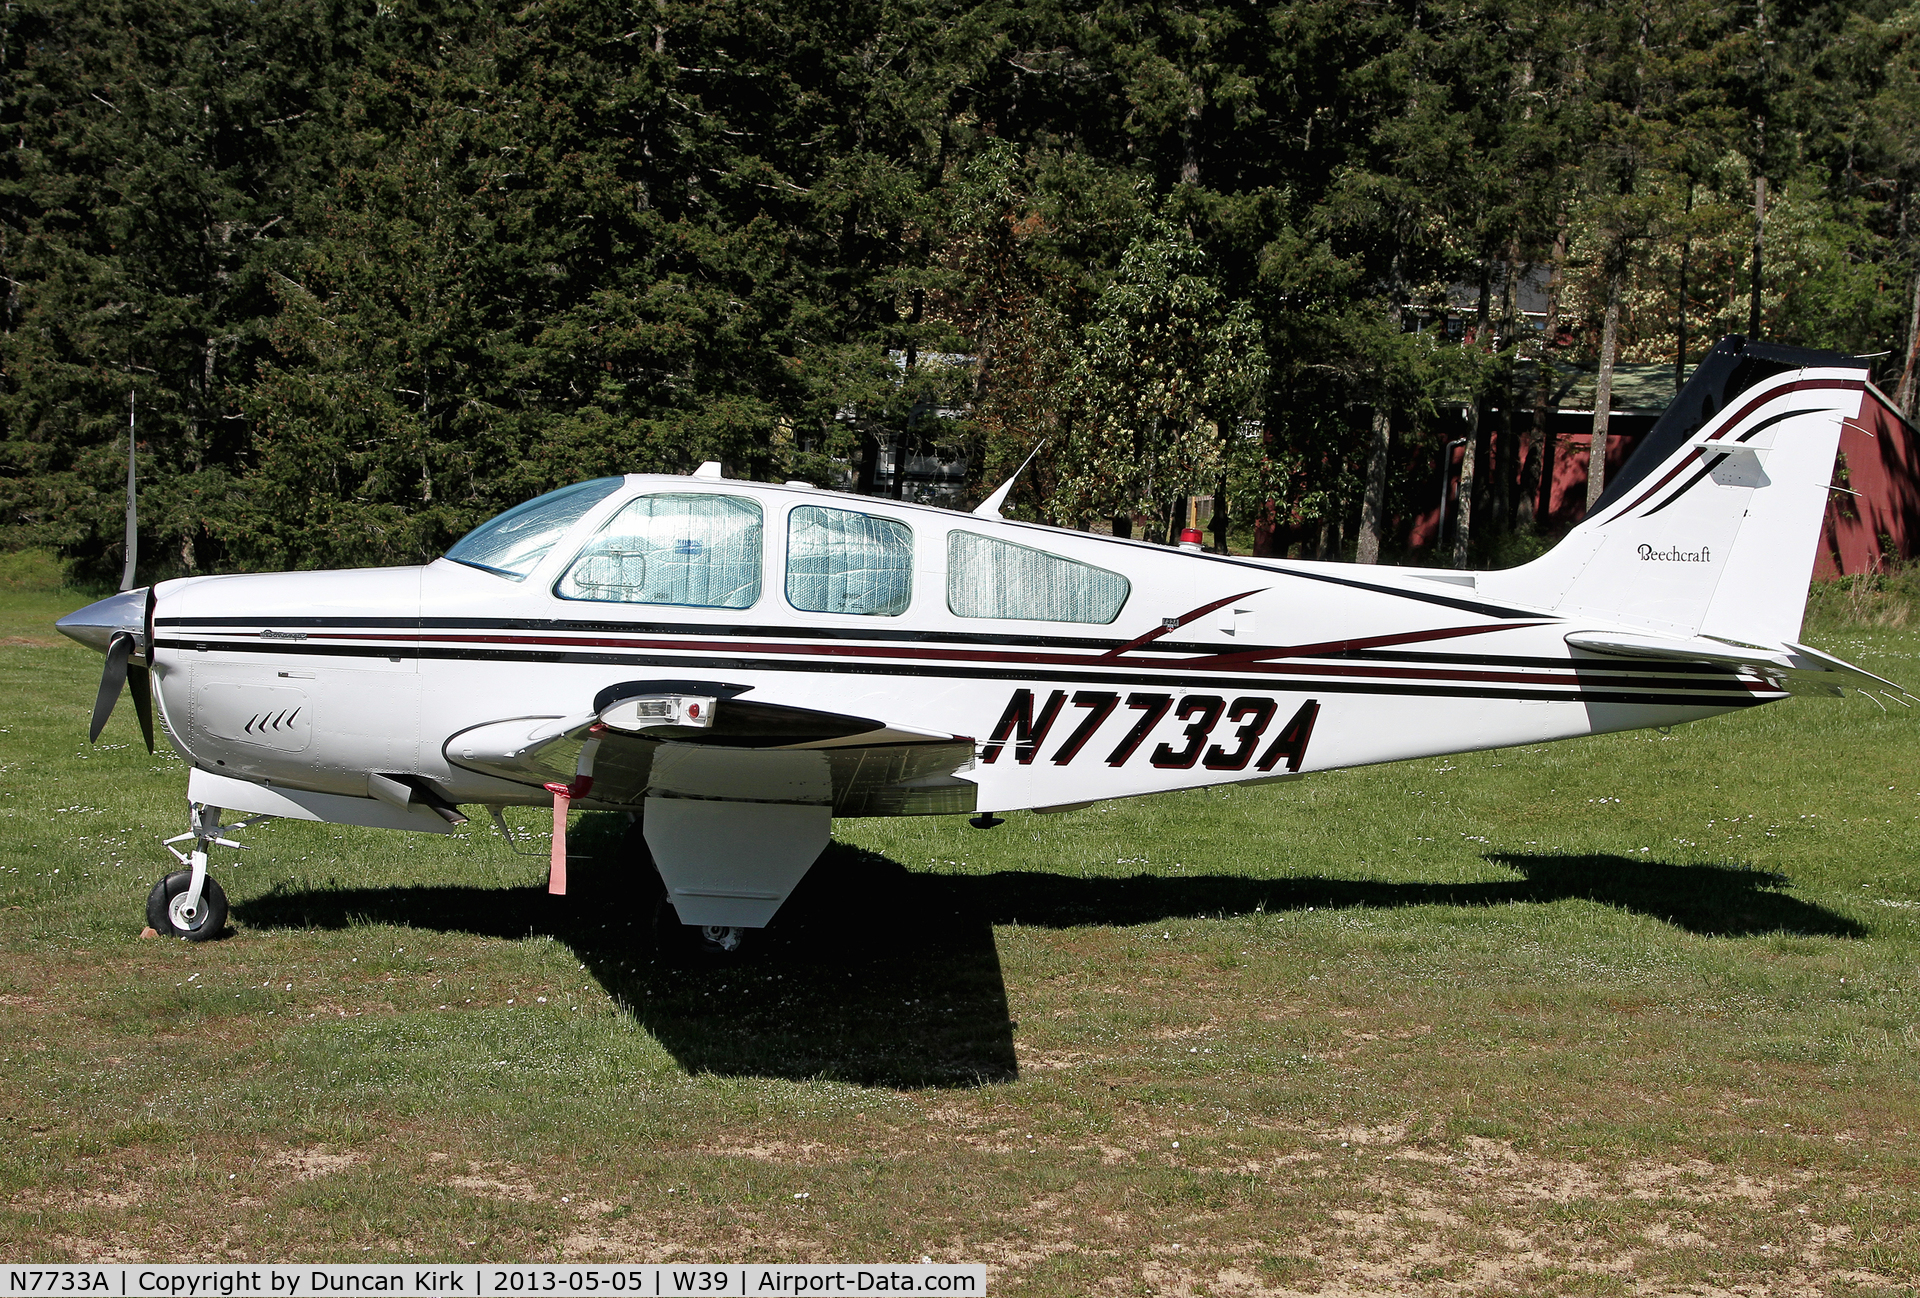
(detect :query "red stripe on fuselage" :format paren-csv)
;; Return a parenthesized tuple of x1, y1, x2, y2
(217, 623, 1773, 694)
(1100, 589, 1264, 658)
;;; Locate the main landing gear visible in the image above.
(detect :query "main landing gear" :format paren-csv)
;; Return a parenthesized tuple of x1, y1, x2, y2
(622, 817, 750, 959)
(146, 802, 266, 941)
(648, 892, 749, 958)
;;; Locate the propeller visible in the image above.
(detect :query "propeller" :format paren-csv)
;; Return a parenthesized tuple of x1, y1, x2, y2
(86, 609, 155, 751)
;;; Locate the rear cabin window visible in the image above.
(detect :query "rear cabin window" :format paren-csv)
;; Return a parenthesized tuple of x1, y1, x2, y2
(946, 531, 1130, 624)
(556, 493, 763, 608)
(786, 505, 913, 616)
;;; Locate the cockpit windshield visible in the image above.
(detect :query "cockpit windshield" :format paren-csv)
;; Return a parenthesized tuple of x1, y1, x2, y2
(444, 477, 623, 580)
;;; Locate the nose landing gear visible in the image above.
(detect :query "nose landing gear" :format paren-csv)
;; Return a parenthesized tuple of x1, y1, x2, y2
(644, 884, 751, 959)
(147, 802, 269, 941)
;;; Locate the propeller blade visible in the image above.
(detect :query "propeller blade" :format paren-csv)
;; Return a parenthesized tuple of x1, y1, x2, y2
(120, 389, 138, 592)
(128, 662, 155, 753)
(135, 585, 158, 753)
(89, 632, 132, 743)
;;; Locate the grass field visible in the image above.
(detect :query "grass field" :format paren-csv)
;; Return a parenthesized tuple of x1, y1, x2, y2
(3, 559, 1919, 1295)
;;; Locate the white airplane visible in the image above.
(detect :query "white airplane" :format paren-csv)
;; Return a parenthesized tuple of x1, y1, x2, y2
(56, 338, 1910, 952)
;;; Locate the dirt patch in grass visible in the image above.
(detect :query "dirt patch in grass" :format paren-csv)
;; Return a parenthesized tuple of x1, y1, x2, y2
(36, 1234, 152, 1263)
(966, 1233, 1080, 1271)
(694, 1138, 851, 1165)
(17, 1185, 146, 1212)
(445, 1162, 543, 1202)
(269, 1147, 361, 1180)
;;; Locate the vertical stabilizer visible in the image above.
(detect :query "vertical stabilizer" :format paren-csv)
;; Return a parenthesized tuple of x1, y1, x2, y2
(1483, 337, 1871, 645)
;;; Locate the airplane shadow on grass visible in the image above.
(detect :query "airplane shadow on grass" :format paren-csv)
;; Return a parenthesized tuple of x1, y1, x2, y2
(233, 815, 1864, 1090)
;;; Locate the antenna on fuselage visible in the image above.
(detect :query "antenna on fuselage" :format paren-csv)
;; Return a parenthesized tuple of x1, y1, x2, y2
(971, 439, 1047, 521)
(119, 389, 138, 592)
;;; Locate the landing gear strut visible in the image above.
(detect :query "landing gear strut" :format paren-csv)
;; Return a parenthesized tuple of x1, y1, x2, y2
(147, 802, 266, 941)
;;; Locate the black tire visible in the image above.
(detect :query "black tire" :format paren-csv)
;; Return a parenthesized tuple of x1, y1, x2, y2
(690, 921, 749, 957)
(146, 871, 229, 942)
(648, 892, 749, 960)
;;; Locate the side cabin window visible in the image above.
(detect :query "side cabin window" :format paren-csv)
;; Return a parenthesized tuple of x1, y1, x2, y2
(556, 493, 763, 608)
(946, 531, 1130, 624)
(786, 505, 913, 616)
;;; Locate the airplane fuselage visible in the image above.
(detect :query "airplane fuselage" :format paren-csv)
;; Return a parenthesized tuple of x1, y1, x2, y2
(143, 476, 1777, 819)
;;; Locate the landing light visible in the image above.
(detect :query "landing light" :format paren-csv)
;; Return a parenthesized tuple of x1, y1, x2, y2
(597, 694, 717, 732)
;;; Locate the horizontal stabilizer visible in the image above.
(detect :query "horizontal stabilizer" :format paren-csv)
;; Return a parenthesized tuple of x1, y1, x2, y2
(1782, 640, 1911, 698)
(1565, 631, 1909, 700)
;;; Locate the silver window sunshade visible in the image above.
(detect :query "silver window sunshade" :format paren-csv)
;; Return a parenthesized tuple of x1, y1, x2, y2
(786, 505, 913, 616)
(557, 493, 764, 608)
(946, 531, 1129, 623)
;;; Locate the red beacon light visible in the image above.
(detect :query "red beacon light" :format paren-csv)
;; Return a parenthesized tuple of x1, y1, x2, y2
(1177, 527, 1205, 553)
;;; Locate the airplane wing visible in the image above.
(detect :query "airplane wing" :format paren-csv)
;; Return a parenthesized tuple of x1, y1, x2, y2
(444, 679, 979, 816)
(1564, 631, 1910, 701)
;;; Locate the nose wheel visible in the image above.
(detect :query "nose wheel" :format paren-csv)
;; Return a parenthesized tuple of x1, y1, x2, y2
(147, 870, 229, 941)
(650, 895, 750, 958)
(647, 892, 750, 959)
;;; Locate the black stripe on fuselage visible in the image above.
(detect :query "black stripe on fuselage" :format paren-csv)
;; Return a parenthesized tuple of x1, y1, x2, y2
(1226, 563, 1542, 619)
(159, 615, 1739, 678)
(160, 615, 1591, 666)
(154, 637, 1775, 708)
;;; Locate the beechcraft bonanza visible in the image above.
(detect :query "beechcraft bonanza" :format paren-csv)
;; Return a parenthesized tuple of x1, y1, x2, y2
(56, 337, 1915, 951)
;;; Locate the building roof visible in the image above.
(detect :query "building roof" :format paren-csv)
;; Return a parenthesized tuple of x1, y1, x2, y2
(1437, 359, 1685, 415)
(1517, 359, 1687, 415)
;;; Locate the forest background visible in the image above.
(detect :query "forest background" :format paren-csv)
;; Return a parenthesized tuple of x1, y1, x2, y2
(7, 0, 1920, 583)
